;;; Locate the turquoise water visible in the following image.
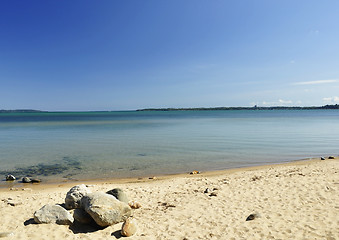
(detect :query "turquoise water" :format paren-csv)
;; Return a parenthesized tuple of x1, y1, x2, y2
(0, 110, 338, 186)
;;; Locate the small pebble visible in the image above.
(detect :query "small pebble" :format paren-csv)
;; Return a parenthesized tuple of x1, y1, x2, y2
(6, 199, 22, 206)
(320, 157, 325, 160)
(128, 200, 142, 209)
(328, 156, 335, 159)
(246, 213, 261, 221)
(121, 218, 137, 237)
(209, 192, 217, 197)
(204, 188, 212, 193)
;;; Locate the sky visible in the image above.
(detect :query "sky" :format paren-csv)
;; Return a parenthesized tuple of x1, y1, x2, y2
(1, 0, 339, 111)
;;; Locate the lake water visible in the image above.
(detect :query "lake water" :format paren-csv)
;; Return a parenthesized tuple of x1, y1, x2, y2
(0, 110, 338, 186)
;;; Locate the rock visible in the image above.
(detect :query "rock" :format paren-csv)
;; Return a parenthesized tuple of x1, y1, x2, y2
(81, 192, 131, 227)
(190, 171, 200, 175)
(128, 200, 142, 209)
(0, 232, 14, 238)
(121, 218, 137, 237)
(22, 177, 40, 183)
(22, 177, 32, 183)
(328, 156, 335, 159)
(65, 184, 91, 209)
(5, 175, 15, 181)
(34, 204, 74, 225)
(5, 199, 22, 206)
(73, 208, 94, 224)
(246, 213, 261, 221)
(31, 178, 41, 183)
(106, 188, 129, 203)
(209, 192, 217, 197)
(204, 188, 212, 193)
(320, 157, 326, 160)
(160, 202, 176, 209)
(251, 175, 262, 181)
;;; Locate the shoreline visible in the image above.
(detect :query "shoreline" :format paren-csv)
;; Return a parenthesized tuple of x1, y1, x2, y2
(0, 156, 338, 239)
(0, 156, 333, 192)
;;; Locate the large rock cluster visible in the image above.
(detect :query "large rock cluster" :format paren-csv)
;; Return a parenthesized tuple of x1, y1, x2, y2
(33, 184, 137, 236)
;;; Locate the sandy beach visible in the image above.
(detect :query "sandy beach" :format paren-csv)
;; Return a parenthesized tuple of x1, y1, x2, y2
(0, 157, 338, 240)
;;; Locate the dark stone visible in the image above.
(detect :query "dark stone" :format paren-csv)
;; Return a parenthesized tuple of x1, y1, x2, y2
(321, 157, 326, 160)
(328, 156, 335, 159)
(31, 178, 41, 183)
(209, 192, 218, 197)
(106, 188, 129, 204)
(6, 199, 22, 206)
(204, 188, 212, 193)
(246, 213, 260, 221)
(22, 177, 32, 183)
(5, 175, 16, 181)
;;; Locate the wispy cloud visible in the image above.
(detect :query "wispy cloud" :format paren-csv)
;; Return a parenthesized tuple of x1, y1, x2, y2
(293, 79, 339, 85)
(310, 30, 320, 35)
(261, 99, 293, 106)
(278, 99, 293, 104)
(323, 96, 339, 104)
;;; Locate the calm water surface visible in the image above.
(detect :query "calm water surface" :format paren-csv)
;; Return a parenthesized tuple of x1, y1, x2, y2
(0, 110, 338, 186)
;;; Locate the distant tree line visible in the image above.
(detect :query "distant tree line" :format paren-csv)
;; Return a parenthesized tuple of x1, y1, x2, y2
(137, 104, 339, 111)
(1, 104, 339, 113)
(0, 109, 45, 113)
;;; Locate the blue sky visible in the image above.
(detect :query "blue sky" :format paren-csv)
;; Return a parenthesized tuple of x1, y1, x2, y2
(1, 0, 339, 111)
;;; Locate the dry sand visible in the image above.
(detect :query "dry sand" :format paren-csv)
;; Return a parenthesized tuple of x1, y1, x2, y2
(0, 157, 338, 240)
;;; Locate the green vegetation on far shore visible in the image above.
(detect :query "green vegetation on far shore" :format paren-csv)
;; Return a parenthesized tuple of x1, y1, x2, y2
(0, 109, 45, 113)
(137, 104, 339, 111)
(1, 104, 339, 113)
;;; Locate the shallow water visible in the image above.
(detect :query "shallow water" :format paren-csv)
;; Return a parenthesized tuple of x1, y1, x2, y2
(1, 110, 338, 186)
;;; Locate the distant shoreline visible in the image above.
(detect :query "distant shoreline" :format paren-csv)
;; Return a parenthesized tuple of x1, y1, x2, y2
(1, 104, 339, 113)
(0, 109, 46, 113)
(137, 104, 339, 111)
